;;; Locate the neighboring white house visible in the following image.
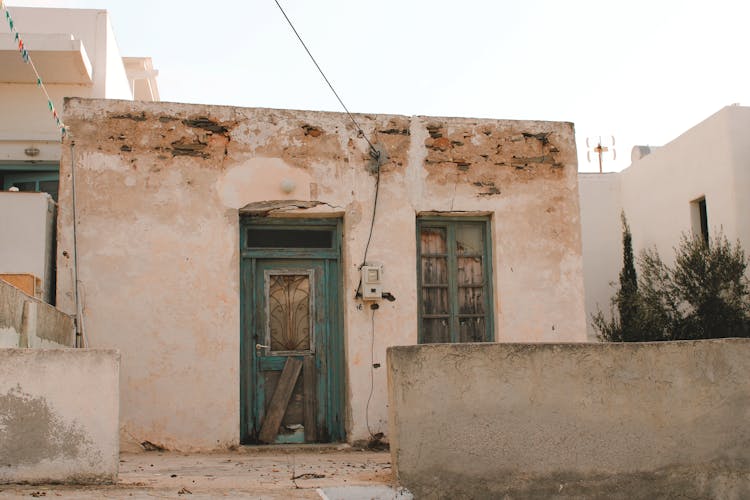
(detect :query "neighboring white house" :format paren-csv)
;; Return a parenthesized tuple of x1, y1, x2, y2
(0, 7, 158, 302)
(579, 105, 750, 340)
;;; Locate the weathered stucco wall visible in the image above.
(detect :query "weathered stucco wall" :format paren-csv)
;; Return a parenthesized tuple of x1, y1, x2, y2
(0, 348, 120, 484)
(58, 98, 585, 450)
(0, 279, 74, 348)
(387, 340, 750, 498)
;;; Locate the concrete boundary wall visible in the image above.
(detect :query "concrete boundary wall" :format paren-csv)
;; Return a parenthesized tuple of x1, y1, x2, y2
(0, 279, 75, 348)
(0, 349, 120, 484)
(388, 340, 750, 498)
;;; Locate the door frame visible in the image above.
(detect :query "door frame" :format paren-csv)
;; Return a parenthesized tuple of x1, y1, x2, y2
(239, 217, 345, 444)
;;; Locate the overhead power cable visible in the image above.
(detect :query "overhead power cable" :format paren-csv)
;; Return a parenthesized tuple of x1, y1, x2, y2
(273, 0, 384, 300)
(273, 0, 379, 161)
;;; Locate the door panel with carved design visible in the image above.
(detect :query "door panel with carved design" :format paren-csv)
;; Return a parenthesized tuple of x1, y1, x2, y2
(240, 219, 344, 445)
(253, 261, 324, 444)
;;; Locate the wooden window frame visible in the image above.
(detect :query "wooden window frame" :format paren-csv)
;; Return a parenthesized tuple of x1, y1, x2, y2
(416, 216, 494, 343)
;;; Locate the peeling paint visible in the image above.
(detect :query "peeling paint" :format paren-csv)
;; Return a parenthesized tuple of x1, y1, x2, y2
(301, 124, 323, 137)
(239, 199, 324, 216)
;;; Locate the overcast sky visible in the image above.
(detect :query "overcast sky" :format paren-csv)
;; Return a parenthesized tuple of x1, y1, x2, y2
(5, 0, 750, 171)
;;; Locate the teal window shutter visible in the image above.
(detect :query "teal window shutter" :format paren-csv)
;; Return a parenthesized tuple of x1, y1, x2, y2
(417, 217, 494, 343)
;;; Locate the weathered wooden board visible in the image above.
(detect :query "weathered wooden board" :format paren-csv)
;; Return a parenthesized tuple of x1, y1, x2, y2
(303, 355, 317, 442)
(258, 357, 303, 443)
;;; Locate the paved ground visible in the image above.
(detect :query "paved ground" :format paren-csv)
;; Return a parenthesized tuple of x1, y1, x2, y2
(0, 447, 398, 499)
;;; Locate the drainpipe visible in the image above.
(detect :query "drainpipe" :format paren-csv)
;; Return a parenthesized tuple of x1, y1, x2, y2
(70, 141, 84, 347)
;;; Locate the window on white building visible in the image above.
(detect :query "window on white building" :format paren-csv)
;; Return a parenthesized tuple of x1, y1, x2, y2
(690, 196, 709, 245)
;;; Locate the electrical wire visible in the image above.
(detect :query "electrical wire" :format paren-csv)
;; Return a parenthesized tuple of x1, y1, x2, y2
(70, 142, 84, 347)
(365, 307, 376, 438)
(361, 162, 380, 267)
(272, 0, 384, 298)
(353, 160, 381, 298)
(273, 0, 379, 161)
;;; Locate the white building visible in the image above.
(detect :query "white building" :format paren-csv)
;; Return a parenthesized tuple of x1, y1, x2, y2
(579, 105, 750, 339)
(0, 6, 158, 301)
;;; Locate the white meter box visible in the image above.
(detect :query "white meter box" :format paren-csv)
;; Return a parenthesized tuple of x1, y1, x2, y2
(361, 264, 383, 300)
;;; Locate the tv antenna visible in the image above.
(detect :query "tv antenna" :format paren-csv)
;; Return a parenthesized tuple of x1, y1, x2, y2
(586, 136, 616, 172)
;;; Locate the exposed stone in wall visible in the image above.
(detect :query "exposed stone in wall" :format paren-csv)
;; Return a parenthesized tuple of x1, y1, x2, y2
(423, 121, 567, 194)
(70, 103, 569, 201)
(80, 110, 237, 164)
(372, 117, 411, 171)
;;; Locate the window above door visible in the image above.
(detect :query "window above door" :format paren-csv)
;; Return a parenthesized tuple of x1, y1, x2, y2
(240, 218, 341, 260)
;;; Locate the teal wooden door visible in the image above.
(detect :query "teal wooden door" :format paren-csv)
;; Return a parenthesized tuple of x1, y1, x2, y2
(240, 219, 344, 444)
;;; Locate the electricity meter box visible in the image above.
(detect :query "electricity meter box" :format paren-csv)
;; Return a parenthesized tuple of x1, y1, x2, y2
(361, 264, 383, 300)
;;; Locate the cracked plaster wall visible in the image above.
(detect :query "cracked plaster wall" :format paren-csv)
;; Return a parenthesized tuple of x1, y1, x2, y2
(57, 97, 586, 450)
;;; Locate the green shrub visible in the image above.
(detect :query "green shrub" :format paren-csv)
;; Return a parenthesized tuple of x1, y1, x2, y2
(594, 220, 749, 341)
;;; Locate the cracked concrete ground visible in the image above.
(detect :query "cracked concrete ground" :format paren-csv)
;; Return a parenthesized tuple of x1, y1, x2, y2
(0, 448, 394, 499)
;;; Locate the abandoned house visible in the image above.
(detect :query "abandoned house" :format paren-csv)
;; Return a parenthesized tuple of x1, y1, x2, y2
(54, 97, 587, 450)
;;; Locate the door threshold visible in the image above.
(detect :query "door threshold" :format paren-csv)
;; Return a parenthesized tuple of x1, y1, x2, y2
(237, 443, 352, 454)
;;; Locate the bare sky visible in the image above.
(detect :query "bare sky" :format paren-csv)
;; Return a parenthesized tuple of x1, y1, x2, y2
(5, 0, 750, 171)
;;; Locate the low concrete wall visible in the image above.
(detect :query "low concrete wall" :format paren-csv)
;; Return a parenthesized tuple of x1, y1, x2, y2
(0, 279, 74, 348)
(0, 349, 120, 484)
(388, 340, 750, 498)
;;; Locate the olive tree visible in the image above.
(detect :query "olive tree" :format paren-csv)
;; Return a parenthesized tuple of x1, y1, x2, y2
(594, 221, 749, 341)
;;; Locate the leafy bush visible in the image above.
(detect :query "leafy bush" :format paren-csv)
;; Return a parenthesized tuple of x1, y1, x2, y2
(594, 219, 750, 341)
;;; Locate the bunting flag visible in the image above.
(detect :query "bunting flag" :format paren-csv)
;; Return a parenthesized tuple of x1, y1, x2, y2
(1, 0, 67, 137)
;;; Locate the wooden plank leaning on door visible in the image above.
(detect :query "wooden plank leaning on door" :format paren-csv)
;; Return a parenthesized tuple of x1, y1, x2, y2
(258, 357, 303, 444)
